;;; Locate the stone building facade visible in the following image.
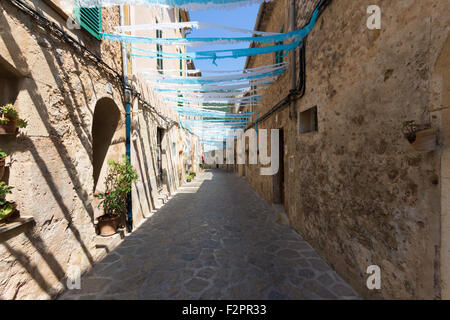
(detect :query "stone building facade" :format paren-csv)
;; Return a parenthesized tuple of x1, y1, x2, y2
(126, 5, 203, 228)
(0, 0, 201, 299)
(236, 0, 450, 299)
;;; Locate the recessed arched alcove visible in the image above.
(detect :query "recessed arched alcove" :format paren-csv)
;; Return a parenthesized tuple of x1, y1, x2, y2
(0, 56, 21, 107)
(92, 97, 121, 191)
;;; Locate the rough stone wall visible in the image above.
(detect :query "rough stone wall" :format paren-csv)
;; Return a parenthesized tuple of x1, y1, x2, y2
(0, 1, 124, 299)
(243, 0, 449, 299)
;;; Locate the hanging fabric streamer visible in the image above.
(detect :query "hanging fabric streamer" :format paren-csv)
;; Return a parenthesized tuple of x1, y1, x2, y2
(164, 96, 260, 103)
(75, 0, 271, 11)
(159, 91, 260, 99)
(153, 78, 274, 91)
(103, 7, 318, 46)
(142, 67, 284, 84)
(131, 41, 298, 64)
(115, 21, 280, 35)
(142, 62, 287, 77)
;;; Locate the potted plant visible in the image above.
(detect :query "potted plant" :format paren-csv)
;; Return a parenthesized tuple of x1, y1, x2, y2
(189, 171, 196, 178)
(0, 104, 28, 135)
(0, 150, 7, 179)
(0, 182, 16, 223)
(186, 174, 192, 182)
(402, 120, 437, 152)
(95, 155, 138, 236)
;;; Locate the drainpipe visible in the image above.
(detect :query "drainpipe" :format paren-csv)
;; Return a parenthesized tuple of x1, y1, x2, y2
(289, 0, 297, 120)
(120, 5, 133, 232)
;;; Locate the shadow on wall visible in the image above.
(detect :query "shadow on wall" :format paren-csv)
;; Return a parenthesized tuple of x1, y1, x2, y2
(0, 3, 123, 299)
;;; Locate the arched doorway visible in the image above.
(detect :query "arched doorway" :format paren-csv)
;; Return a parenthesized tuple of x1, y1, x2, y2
(92, 97, 121, 191)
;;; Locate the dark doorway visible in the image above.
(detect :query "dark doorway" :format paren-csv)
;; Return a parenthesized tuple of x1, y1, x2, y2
(92, 98, 121, 190)
(156, 127, 164, 190)
(273, 128, 285, 205)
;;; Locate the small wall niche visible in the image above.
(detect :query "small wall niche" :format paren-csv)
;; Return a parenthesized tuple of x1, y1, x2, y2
(0, 56, 21, 106)
(299, 106, 318, 134)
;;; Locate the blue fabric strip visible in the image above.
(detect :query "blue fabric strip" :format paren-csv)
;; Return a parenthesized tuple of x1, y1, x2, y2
(101, 7, 318, 45)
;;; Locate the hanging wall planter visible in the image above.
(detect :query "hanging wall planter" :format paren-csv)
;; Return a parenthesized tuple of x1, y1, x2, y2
(0, 182, 18, 224)
(402, 120, 437, 152)
(0, 150, 7, 180)
(0, 104, 28, 135)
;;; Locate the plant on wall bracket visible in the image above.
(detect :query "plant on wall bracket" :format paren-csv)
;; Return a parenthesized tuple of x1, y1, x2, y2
(0, 104, 28, 135)
(0, 182, 17, 223)
(402, 120, 437, 152)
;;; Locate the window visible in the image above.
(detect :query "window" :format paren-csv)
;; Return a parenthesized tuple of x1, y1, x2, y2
(156, 29, 163, 72)
(178, 10, 183, 34)
(74, 7, 102, 40)
(299, 106, 318, 134)
(274, 26, 284, 65)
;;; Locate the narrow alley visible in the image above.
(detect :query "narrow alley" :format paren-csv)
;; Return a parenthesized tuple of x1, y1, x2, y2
(60, 170, 359, 300)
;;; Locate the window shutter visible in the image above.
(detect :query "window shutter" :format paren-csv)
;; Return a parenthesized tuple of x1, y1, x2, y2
(74, 7, 102, 40)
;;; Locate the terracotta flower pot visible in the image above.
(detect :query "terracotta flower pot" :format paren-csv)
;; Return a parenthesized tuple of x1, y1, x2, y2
(97, 215, 120, 237)
(410, 127, 437, 152)
(0, 119, 17, 135)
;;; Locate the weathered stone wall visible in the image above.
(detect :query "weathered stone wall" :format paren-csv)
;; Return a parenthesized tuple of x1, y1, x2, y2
(242, 0, 449, 299)
(0, 1, 124, 299)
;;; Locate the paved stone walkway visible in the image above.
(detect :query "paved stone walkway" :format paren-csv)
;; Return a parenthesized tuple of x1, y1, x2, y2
(60, 170, 360, 300)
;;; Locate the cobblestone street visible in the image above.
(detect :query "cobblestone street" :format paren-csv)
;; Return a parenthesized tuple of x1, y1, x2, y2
(60, 170, 360, 300)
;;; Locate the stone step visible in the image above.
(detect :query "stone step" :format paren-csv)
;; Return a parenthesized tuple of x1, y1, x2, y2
(94, 229, 125, 261)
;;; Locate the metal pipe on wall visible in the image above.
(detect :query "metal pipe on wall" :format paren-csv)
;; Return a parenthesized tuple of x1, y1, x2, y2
(120, 5, 133, 232)
(289, 0, 297, 120)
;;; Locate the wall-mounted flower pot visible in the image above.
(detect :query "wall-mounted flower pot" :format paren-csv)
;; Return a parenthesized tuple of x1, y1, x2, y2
(410, 127, 437, 152)
(0, 120, 17, 135)
(97, 215, 120, 237)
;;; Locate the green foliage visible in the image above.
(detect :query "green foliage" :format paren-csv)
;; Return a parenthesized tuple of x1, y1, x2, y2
(0, 104, 28, 128)
(0, 182, 13, 207)
(95, 155, 138, 217)
(0, 149, 7, 159)
(189, 171, 196, 177)
(0, 203, 14, 221)
(199, 163, 204, 169)
(0, 104, 18, 119)
(17, 119, 28, 128)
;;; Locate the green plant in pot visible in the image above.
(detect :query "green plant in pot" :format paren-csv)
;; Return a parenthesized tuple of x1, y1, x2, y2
(95, 155, 138, 236)
(0, 182, 16, 223)
(0, 104, 28, 135)
(0, 149, 7, 180)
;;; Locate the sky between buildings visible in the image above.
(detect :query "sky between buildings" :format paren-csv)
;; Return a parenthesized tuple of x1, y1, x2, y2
(187, 4, 261, 75)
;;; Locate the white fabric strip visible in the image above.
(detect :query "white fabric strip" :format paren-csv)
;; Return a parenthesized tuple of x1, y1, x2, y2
(151, 78, 276, 90)
(115, 21, 280, 35)
(74, 0, 271, 12)
(139, 62, 287, 76)
(143, 66, 284, 82)
(159, 91, 261, 99)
